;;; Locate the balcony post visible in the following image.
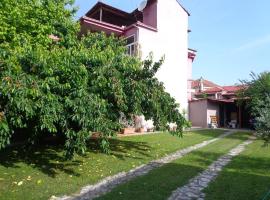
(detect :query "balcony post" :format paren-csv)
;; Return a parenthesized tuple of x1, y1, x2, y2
(99, 8, 103, 21)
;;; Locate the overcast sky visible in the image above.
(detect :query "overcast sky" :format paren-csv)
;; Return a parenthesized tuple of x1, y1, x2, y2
(74, 0, 270, 86)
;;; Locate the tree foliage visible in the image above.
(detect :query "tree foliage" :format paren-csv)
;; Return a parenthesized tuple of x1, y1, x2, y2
(0, 0, 188, 158)
(254, 96, 270, 143)
(241, 72, 270, 143)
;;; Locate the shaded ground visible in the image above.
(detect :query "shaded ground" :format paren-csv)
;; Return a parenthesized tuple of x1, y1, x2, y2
(0, 130, 223, 200)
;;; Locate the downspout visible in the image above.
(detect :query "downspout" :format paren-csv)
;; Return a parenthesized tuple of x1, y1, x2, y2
(136, 25, 140, 58)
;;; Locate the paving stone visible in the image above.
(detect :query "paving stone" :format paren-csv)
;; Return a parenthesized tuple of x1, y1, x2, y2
(167, 137, 254, 200)
(50, 131, 236, 200)
(186, 192, 199, 198)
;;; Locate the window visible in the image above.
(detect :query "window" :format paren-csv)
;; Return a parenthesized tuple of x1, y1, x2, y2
(125, 35, 137, 56)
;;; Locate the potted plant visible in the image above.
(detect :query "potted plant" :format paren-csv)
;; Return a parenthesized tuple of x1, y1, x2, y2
(119, 113, 135, 134)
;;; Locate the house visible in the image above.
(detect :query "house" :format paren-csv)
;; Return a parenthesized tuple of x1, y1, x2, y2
(80, 0, 196, 113)
(189, 78, 251, 129)
(188, 76, 219, 101)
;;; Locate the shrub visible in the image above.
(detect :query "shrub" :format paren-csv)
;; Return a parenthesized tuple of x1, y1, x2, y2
(254, 96, 270, 143)
(241, 72, 270, 143)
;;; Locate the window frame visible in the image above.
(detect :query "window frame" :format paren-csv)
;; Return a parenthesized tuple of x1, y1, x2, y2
(125, 34, 137, 56)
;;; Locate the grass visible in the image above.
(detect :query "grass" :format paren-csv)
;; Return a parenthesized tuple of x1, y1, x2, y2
(0, 129, 224, 200)
(204, 139, 270, 200)
(97, 132, 251, 200)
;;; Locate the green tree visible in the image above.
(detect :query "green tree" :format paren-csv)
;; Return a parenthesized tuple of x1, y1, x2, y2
(254, 96, 270, 143)
(241, 72, 270, 143)
(0, 0, 188, 158)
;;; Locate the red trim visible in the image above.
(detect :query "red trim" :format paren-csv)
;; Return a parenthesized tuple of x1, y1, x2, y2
(134, 22, 158, 32)
(81, 16, 124, 34)
(188, 52, 196, 61)
(188, 49, 196, 61)
(124, 23, 157, 34)
(82, 16, 157, 36)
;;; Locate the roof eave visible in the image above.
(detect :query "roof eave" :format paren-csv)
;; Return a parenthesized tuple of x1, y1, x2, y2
(81, 16, 125, 34)
(176, 0, 190, 16)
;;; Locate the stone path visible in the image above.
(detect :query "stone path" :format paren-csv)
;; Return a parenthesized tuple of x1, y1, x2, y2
(168, 138, 255, 200)
(51, 131, 235, 200)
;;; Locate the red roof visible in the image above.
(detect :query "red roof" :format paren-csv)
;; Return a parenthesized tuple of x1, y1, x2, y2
(83, 1, 190, 29)
(196, 85, 244, 95)
(222, 86, 242, 92)
(202, 87, 223, 94)
(191, 79, 220, 89)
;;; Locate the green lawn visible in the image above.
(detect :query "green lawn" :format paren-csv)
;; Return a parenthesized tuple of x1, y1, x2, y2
(0, 130, 223, 200)
(97, 132, 251, 200)
(204, 139, 270, 200)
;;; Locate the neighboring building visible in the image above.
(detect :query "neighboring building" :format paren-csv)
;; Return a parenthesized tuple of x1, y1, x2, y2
(80, 0, 196, 112)
(189, 78, 250, 128)
(188, 76, 219, 101)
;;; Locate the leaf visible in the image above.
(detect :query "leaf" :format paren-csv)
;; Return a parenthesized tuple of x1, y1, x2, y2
(37, 180, 42, 184)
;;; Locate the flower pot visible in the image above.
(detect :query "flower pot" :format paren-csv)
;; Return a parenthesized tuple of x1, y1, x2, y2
(121, 128, 136, 134)
(136, 128, 145, 133)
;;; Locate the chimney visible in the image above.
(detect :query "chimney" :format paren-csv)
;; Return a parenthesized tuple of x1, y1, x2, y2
(199, 77, 204, 92)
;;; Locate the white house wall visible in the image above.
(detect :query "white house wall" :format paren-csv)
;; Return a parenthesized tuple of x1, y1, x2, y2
(138, 0, 189, 112)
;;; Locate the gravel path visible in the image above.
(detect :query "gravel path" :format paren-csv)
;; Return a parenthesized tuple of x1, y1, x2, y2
(51, 131, 235, 200)
(167, 137, 255, 200)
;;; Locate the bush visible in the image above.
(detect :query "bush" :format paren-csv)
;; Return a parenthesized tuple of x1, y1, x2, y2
(241, 72, 270, 143)
(254, 96, 270, 143)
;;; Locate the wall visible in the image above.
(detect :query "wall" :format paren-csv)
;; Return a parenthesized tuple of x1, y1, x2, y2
(187, 57, 193, 101)
(189, 100, 208, 127)
(138, 0, 189, 112)
(143, 0, 157, 28)
(123, 26, 138, 40)
(187, 80, 194, 101)
(187, 57, 193, 81)
(189, 100, 220, 128)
